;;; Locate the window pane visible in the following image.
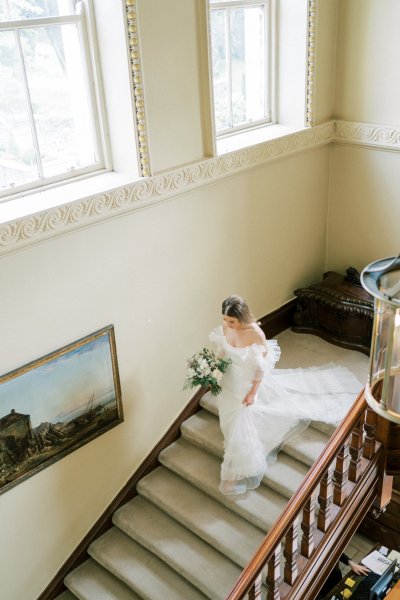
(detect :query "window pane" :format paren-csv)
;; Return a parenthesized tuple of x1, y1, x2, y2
(0, 0, 6, 21)
(0, 30, 38, 190)
(2, 0, 75, 21)
(230, 7, 246, 126)
(210, 9, 229, 131)
(231, 6, 266, 127)
(20, 23, 98, 178)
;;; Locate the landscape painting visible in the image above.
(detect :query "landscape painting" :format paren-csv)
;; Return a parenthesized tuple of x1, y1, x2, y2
(0, 325, 123, 495)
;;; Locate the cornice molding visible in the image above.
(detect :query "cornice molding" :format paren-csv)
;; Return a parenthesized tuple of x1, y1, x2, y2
(0, 122, 334, 255)
(335, 120, 400, 150)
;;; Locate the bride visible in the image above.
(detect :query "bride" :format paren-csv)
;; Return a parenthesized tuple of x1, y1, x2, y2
(209, 295, 362, 496)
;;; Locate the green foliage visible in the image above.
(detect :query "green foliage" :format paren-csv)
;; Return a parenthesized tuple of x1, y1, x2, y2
(184, 347, 231, 397)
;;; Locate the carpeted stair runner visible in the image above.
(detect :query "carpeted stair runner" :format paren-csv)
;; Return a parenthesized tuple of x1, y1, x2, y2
(56, 591, 77, 600)
(59, 390, 337, 600)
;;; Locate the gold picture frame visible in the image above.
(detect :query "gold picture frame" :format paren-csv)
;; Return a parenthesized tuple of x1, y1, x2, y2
(0, 325, 123, 495)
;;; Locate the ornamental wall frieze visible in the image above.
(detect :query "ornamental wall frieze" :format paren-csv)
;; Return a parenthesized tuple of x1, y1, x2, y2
(0, 122, 334, 254)
(335, 121, 400, 149)
(1, 118, 399, 255)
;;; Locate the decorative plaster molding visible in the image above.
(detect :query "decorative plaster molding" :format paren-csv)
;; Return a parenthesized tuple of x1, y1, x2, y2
(335, 121, 400, 150)
(0, 122, 334, 254)
(125, 0, 151, 177)
(306, 0, 317, 128)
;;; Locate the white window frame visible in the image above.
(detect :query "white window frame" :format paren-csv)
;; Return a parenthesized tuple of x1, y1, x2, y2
(0, 0, 111, 203)
(208, 0, 275, 140)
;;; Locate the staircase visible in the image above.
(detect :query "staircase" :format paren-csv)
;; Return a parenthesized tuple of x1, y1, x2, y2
(58, 392, 336, 600)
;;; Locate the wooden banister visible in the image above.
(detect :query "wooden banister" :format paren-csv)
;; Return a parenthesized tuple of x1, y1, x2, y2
(226, 390, 391, 600)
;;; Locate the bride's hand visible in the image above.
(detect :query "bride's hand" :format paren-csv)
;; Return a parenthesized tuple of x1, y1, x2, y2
(243, 393, 255, 406)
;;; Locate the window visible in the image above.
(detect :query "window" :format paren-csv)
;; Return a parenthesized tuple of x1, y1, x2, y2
(0, 0, 107, 201)
(209, 0, 273, 137)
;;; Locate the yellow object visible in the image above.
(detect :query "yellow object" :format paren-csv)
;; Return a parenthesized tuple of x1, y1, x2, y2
(345, 578, 356, 588)
(340, 589, 352, 598)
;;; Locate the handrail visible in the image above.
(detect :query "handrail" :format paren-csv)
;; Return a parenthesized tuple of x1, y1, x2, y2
(226, 389, 368, 599)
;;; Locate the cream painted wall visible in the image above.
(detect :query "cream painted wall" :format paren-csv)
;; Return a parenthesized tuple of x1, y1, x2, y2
(277, 0, 308, 126)
(314, 0, 338, 124)
(327, 0, 400, 272)
(137, 0, 206, 173)
(0, 146, 330, 600)
(327, 144, 400, 273)
(335, 0, 400, 124)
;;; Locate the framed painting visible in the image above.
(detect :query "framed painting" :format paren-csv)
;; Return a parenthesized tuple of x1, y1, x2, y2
(0, 325, 123, 495)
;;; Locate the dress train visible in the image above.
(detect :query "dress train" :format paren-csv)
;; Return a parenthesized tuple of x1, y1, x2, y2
(209, 326, 363, 495)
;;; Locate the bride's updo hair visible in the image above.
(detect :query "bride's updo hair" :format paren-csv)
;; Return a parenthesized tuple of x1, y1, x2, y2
(222, 295, 254, 324)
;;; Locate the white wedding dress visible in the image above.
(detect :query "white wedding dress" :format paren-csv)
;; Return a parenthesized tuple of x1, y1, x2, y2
(209, 326, 363, 495)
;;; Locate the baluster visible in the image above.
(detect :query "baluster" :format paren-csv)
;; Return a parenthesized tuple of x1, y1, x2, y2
(248, 572, 263, 600)
(317, 464, 334, 532)
(333, 439, 350, 506)
(301, 489, 317, 558)
(266, 545, 281, 600)
(363, 406, 377, 460)
(349, 415, 365, 482)
(284, 516, 299, 585)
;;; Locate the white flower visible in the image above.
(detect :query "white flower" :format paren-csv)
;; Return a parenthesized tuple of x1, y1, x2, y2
(197, 359, 211, 376)
(212, 368, 223, 381)
(186, 367, 196, 379)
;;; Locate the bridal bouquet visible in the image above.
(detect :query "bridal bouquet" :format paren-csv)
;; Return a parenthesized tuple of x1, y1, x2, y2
(184, 348, 231, 396)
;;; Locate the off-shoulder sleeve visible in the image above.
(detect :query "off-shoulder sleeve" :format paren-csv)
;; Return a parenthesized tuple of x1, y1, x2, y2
(209, 325, 225, 355)
(265, 339, 281, 369)
(249, 339, 281, 378)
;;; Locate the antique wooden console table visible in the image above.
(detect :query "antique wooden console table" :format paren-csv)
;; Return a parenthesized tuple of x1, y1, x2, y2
(292, 269, 374, 355)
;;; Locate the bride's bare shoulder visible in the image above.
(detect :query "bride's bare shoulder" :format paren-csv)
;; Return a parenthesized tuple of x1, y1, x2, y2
(249, 323, 266, 345)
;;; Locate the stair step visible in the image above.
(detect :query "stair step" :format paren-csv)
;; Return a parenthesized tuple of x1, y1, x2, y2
(181, 409, 224, 457)
(283, 426, 330, 466)
(263, 453, 309, 498)
(89, 526, 207, 600)
(182, 410, 310, 498)
(312, 420, 335, 436)
(200, 391, 218, 415)
(138, 466, 265, 568)
(64, 558, 141, 600)
(113, 495, 246, 600)
(55, 592, 78, 600)
(159, 437, 287, 531)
